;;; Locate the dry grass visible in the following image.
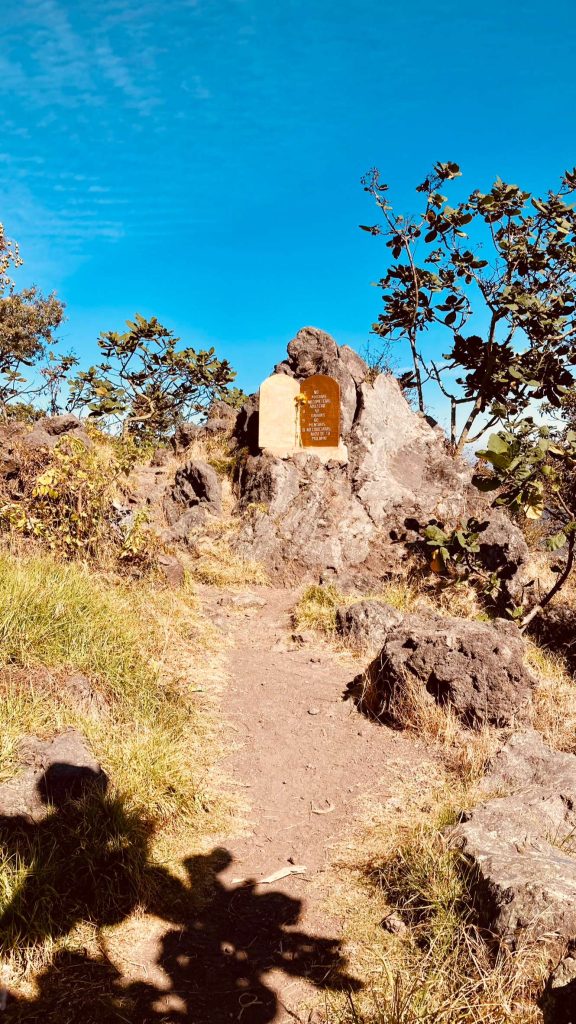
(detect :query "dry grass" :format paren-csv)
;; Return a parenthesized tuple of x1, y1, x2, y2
(293, 583, 346, 635)
(323, 773, 548, 1024)
(293, 579, 424, 639)
(0, 549, 230, 986)
(174, 430, 239, 479)
(528, 642, 576, 754)
(185, 536, 268, 587)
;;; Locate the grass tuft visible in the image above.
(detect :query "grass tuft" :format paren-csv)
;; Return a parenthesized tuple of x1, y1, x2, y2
(293, 583, 345, 635)
(528, 641, 576, 754)
(186, 538, 268, 588)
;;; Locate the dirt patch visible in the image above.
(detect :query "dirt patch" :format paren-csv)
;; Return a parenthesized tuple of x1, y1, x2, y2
(196, 585, 432, 1022)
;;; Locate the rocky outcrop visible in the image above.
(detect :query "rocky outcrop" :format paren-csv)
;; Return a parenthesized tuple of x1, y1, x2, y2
(529, 602, 576, 676)
(359, 611, 534, 728)
(0, 416, 91, 486)
(235, 451, 374, 578)
(451, 731, 576, 949)
(335, 600, 404, 650)
(477, 511, 535, 606)
(172, 421, 199, 453)
(348, 373, 469, 528)
(23, 414, 92, 450)
(233, 326, 531, 594)
(164, 458, 222, 526)
(172, 400, 237, 453)
(274, 326, 368, 435)
(203, 399, 237, 434)
(0, 730, 106, 822)
(233, 393, 260, 454)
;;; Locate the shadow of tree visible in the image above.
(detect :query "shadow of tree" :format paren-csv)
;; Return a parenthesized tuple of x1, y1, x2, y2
(2, 765, 361, 1023)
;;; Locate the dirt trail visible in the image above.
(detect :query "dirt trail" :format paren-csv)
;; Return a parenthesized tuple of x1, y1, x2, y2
(191, 585, 428, 1024)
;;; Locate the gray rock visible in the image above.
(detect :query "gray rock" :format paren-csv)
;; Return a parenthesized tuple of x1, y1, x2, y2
(36, 414, 85, 436)
(157, 553, 185, 587)
(236, 446, 374, 579)
(172, 421, 200, 452)
(451, 731, 576, 949)
(163, 506, 210, 544)
(151, 447, 170, 466)
(238, 452, 299, 517)
(23, 414, 92, 451)
(478, 511, 536, 606)
(277, 325, 365, 434)
(229, 593, 267, 609)
(0, 422, 28, 484)
(541, 941, 576, 1023)
(360, 612, 534, 728)
(129, 465, 169, 508)
(0, 730, 106, 822)
(164, 458, 222, 524)
(529, 603, 576, 676)
(203, 399, 237, 434)
(233, 394, 259, 454)
(381, 911, 408, 936)
(481, 728, 576, 792)
(348, 374, 469, 527)
(336, 600, 404, 650)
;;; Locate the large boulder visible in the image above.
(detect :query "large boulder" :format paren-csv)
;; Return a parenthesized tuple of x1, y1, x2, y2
(203, 399, 237, 434)
(235, 451, 374, 578)
(233, 393, 259, 454)
(348, 374, 469, 528)
(359, 611, 534, 728)
(0, 422, 28, 484)
(477, 511, 536, 606)
(275, 326, 367, 435)
(529, 602, 576, 676)
(451, 731, 576, 949)
(172, 421, 199, 453)
(233, 327, 533, 595)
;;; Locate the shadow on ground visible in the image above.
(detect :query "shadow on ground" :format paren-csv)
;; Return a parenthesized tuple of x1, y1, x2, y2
(1, 764, 360, 1023)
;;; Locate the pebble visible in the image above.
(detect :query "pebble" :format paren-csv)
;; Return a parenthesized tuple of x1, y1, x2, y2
(308, 707, 320, 716)
(230, 594, 267, 609)
(381, 912, 408, 936)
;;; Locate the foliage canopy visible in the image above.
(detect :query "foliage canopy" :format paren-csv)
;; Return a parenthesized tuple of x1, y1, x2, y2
(0, 222, 68, 413)
(362, 162, 576, 454)
(69, 313, 236, 440)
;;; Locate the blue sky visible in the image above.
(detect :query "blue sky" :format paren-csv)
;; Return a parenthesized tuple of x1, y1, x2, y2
(2, 0, 575, 428)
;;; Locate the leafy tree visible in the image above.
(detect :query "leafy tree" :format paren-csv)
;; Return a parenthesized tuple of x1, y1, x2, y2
(474, 422, 576, 624)
(361, 163, 576, 454)
(0, 222, 66, 414)
(69, 314, 236, 440)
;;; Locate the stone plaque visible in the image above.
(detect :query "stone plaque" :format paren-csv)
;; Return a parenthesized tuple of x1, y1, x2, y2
(258, 374, 300, 454)
(299, 374, 340, 448)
